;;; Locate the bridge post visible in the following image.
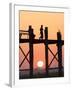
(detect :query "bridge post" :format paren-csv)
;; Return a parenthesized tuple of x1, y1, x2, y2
(29, 25, 34, 78)
(44, 27, 49, 76)
(57, 31, 62, 77)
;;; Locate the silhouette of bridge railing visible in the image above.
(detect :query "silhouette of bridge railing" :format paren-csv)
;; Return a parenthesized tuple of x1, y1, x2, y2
(19, 25, 64, 78)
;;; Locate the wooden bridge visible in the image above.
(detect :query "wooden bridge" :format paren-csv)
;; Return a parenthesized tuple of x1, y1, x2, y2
(19, 25, 64, 78)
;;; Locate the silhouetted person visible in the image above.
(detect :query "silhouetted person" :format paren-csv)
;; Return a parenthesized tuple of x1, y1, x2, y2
(44, 27, 48, 39)
(39, 25, 43, 39)
(28, 25, 35, 39)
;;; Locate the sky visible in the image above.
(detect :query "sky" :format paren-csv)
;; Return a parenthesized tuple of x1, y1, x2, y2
(19, 10, 64, 70)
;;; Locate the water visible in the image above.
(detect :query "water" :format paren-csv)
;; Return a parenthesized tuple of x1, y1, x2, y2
(19, 67, 64, 79)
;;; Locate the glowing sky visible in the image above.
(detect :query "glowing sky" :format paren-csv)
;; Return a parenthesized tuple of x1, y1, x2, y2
(19, 11, 64, 69)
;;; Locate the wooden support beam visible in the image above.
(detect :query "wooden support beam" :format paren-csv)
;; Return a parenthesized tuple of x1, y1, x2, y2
(57, 31, 63, 77)
(48, 51, 58, 67)
(29, 26, 34, 78)
(45, 27, 48, 76)
(19, 46, 30, 68)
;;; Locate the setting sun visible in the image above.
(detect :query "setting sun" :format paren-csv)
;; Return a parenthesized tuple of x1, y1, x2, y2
(37, 60, 44, 68)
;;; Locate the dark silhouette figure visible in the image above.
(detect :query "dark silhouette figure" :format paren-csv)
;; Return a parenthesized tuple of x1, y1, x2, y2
(28, 25, 35, 39)
(39, 25, 43, 39)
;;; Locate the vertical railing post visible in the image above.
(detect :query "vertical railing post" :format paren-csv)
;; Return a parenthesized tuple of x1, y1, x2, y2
(45, 27, 48, 76)
(57, 31, 62, 77)
(29, 25, 33, 78)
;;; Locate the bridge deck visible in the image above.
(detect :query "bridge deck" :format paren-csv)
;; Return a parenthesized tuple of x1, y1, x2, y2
(20, 39, 64, 45)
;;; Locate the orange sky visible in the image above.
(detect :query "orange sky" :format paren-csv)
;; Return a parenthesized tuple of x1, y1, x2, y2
(19, 10, 64, 69)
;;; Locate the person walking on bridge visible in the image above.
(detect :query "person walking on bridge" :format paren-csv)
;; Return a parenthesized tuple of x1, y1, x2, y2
(39, 25, 44, 40)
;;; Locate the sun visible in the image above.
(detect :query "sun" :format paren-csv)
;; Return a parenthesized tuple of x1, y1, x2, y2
(37, 61, 43, 68)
